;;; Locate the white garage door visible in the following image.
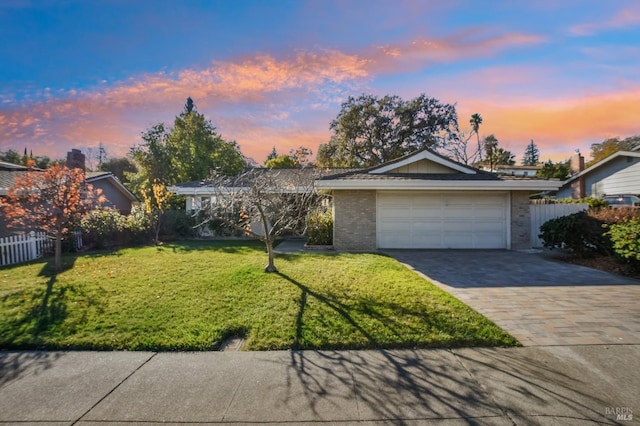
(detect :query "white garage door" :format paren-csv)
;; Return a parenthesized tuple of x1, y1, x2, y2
(377, 191, 508, 249)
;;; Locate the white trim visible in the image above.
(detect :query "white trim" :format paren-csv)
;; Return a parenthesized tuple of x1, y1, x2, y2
(370, 150, 476, 175)
(315, 179, 561, 191)
(506, 191, 512, 250)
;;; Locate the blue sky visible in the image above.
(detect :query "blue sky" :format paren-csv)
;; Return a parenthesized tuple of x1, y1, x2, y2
(1, 0, 639, 165)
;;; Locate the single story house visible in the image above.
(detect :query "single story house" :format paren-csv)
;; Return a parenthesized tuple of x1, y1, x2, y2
(0, 151, 138, 237)
(168, 167, 357, 211)
(315, 149, 561, 251)
(556, 150, 640, 199)
(494, 164, 542, 177)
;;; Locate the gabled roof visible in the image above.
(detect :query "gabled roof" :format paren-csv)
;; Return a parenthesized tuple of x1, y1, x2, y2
(86, 172, 139, 202)
(563, 151, 640, 185)
(369, 148, 477, 174)
(316, 148, 561, 191)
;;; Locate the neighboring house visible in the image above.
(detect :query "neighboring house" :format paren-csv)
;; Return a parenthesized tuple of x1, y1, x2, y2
(0, 150, 138, 237)
(86, 172, 138, 214)
(556, 151, 640, 198)
(494, 164, 542, 177)
(0, 161, 34, 237)
(315, 148, 561, 251)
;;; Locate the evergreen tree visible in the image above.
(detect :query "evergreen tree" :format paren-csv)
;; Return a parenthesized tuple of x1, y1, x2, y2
(167, 98, 245, 181)
(522, 139, 540, 166)
(265, 147, 278, 163)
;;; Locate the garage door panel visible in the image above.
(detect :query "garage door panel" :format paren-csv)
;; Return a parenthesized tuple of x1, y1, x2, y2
(377, 192, 507, 249)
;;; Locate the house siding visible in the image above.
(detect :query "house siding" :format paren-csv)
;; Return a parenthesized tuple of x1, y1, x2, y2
(557, 156, 640, 198)
(510, 191, 531, 249)
(594, 160, 640, 196)
(333, 190, 376, 251)
(93, 180, 133, 214)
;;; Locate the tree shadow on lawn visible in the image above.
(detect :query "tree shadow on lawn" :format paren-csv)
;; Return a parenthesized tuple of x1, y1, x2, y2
(1, 258, 76, 349)
(272, 272, 615, 422)
(276, 271, 483, 351)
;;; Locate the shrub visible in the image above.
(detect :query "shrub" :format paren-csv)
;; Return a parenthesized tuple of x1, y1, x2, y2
(81, 207, 127, 248)
(552, 197, 608, 209)
(606, 218, 640, 262)
(590, 207, 640, 224)
(539, 211, 611, 257)
(81, 206, 152, 248)
(306, 209, 333, 245)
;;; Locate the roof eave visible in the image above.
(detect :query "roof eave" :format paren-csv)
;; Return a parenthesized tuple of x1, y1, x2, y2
(314, 179, 561, 191)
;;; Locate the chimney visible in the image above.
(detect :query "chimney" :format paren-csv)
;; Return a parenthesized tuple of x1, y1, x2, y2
(66, 149, 86, 171)
(570, 151, 585, 198)
(570, 151, 584, 174)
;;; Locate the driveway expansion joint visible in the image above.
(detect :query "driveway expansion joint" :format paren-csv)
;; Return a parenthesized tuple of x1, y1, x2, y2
(71, 352, 158, 425)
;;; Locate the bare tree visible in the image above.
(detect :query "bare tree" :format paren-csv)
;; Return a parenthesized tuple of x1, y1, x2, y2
(443, 129, 482, 165)
(195, 168, 321, 272)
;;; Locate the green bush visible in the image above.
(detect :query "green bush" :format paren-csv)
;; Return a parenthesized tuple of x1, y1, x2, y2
(606, 218, 640, 262)
(306, 209, 333, 246)
(81, 207, 127, 248)
(81, 206, 151, 248)
(539, 211, 610, 257)
(553, 197, 608, 209)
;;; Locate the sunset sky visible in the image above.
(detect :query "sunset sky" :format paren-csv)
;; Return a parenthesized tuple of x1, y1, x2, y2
(1, 0, 639, 166)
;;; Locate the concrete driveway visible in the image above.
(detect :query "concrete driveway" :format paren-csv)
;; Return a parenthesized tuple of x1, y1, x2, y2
(384, 250, 640, 346)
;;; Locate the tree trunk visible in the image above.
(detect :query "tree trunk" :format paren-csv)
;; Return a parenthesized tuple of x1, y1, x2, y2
(257, 204, 277, 273)
(55, 231, 62, 271)
(154, 212, 162, 244)
(264, 238, 277, 273)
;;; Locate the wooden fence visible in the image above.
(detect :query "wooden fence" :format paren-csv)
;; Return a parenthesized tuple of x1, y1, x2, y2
(0, 231, 83, 267)
(530, 203, 588, 247)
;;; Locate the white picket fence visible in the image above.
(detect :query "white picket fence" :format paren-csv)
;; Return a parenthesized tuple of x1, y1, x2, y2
(0, 231, 83, 267)
(530, 203, 589, 248)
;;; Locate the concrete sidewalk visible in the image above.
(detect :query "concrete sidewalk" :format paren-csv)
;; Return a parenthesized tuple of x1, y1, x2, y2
(1, 346, 638, 425)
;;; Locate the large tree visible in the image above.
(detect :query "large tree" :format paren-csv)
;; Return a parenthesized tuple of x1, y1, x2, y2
(1, 163, 105, 270)
(316, 94, 460, 167)
(522, 139, 540, 166)
(588, 135, 640, 166)
(167, 97, 245, 182)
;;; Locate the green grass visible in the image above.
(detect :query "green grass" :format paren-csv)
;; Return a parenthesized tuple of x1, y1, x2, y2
(0, 241, 518, 351)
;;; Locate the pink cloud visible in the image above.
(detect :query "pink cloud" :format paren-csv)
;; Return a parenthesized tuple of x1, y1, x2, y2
(367, 30, 545, 72)
(570, 5, 640, 36)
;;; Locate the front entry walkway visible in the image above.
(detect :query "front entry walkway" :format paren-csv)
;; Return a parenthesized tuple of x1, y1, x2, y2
(384, 250, 640, 346)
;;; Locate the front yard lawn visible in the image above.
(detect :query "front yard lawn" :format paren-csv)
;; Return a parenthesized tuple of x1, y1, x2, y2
(0, 241, 518, 350)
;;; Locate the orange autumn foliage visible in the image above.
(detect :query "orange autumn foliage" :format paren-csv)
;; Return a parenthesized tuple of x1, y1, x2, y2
(1, 164, 106, 236)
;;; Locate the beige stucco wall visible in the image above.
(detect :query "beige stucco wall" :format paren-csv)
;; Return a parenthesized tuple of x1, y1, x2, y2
(510, 191, 531, 249)
(332, 190, 377, 251)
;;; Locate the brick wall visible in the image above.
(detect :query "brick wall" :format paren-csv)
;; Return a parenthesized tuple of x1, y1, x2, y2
(510, 191, 531, 249)
(332, 190, 377, 251)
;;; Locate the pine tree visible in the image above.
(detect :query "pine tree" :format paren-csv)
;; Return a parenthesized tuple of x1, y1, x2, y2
(266, 146, 278, 163)
(522, 139, 540, 166)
